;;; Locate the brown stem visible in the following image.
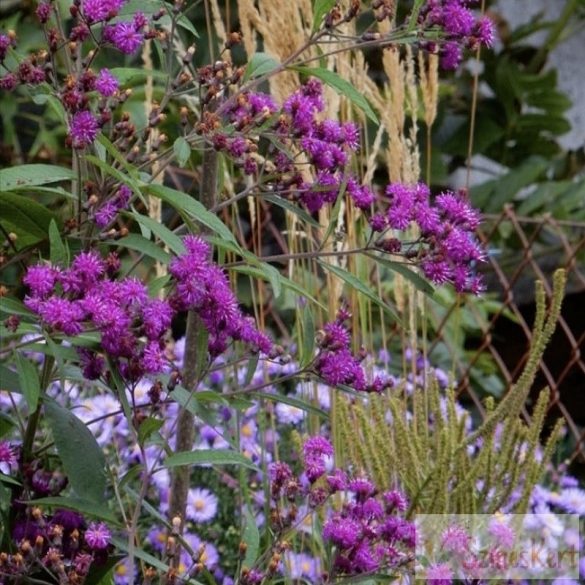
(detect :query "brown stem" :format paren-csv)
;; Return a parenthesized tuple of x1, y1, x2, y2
(167, 143, 218, 555)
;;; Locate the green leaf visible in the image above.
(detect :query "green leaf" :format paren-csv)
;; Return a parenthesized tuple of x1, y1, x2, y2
(15, 352, 40, 413)
(242, 505, 260, 567)
(368, 254, 435, 295)
(229, 265, 325, 309)
(108, 67, 168, 85)
(292, 66, 378, 123)
(321, 176, 347, 244)
(138, 417, 164, 445)
(108, 233, 171, 264)
(96, 134, 141, 179)
(173, 136, 191, 168)
(145, 184, 238, 245)
(318, 261, 400, 322)
(407, 0, 426, 32)
(244, 52, 280, 81)
(0, 473, 21, 487)
(263, 194, 320, 228)
(312, 0, 337, 32)
(85, 155, 142, 197)
(300, 304, 316, 367)
(148, 274, 171, 297)
(129, 212, 185, 255)
(0, 297, 35, 319)
(194, 325, 209, 381)
(249, 390, 328, 419)
(0, 164, 75, 190)
(0, 191, 59, 248)
(49, 219, 68, 266)
(45, 401, 107, 503)
(473, 156, 549, 212)
(165, 449, 260, 471)
(244, 354, 259, 386)
(26, 496, 118, 524)
(0, 364, 20, 393)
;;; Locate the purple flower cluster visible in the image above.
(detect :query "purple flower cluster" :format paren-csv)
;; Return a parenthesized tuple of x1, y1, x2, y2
(23, 250, 173, 380)
(23, 238, 273, 379)
(419, 0, 496, 69)
(372, 183, 485, 293)
(323, 481, 414, 574)
(81, 0, 126, 24)
(103, 14, 147, 55)
(3, 504, 112, 582)
(169, 235, 273, 357)
(313, 308, 392, 392)
(70, 110, 100, 149)
(94, 184, 132, 227)
(203, 79, 370, 213)
(303, 436, 334, 482)
(269, 435, 414, 577)
(0, 0, 153, 150)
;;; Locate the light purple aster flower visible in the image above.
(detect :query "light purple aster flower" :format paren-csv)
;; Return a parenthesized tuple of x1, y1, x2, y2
(556, 488, 585, 515)
(186, 488, 218, 523)
(283, 552, 321, 581)
(275, 402, 305, 425)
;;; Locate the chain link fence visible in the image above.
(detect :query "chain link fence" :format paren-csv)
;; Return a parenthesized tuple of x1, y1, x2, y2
(427, 206, 585, 466)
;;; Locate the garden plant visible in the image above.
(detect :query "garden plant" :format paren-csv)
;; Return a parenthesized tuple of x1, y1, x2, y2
(0, 0, 583, 584)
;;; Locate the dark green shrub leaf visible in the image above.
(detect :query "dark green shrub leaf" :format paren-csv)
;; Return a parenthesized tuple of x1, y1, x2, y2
(242, 505, 260, 567)
(45, 401, 107, 503)
(0, 192, 59, 248)
(15, 352, 40, 414)
(0, 164, 74, 190)
(26, 496, 118, 524)
(146, 184, 237, 244)
(49, 219, 68, 266)
(244, 52, 280, 81)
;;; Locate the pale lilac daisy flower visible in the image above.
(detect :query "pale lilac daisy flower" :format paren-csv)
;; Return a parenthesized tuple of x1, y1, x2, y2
(186, 488, 218, 523)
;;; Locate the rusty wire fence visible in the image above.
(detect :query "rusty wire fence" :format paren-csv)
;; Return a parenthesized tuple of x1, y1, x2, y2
(426, 206, 585, 466)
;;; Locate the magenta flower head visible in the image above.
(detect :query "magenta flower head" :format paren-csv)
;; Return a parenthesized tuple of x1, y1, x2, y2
(70, 110, 99, 149)
(107, 22, 144, 54)
(95, 69, 119, 97)
(84, 521, 111, 550)
(0, 440, 17, 467)
(303, 436, 333, 482)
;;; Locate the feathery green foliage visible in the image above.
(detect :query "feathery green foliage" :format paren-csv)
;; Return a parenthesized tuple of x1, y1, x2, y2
(336, 270, 567, 515)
